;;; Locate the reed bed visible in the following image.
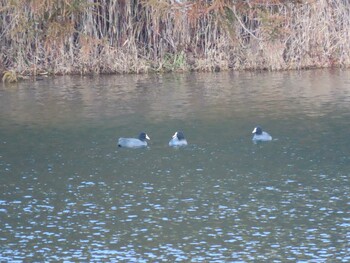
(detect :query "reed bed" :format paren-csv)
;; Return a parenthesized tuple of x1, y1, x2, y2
(1, 0, 350, 78)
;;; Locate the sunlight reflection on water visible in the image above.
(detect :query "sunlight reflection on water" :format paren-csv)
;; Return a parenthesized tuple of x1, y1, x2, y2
(0, 69, 350, 261)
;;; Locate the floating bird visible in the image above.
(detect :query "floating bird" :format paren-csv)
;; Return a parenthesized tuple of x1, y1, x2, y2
(252, 126, 272, 142)
(169, 131, 188, 147)
(118, 132, 150, 148)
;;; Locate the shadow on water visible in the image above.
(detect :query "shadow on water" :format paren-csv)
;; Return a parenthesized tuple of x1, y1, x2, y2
(0, 69, 350, 261)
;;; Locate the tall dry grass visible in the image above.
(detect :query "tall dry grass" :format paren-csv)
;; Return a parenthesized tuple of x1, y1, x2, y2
(1, 0, 350, 77)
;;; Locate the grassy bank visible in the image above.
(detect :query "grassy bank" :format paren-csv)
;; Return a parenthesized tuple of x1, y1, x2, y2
(1, 0, 350, 78)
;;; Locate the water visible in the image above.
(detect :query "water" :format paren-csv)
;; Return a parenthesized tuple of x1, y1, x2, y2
(0, 70, 349, 262)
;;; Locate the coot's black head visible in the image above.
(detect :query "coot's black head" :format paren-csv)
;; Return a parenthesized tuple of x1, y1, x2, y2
(175, 131, 185, 140)
(139, 132, 150, 141)
(252, 126, 263, 135)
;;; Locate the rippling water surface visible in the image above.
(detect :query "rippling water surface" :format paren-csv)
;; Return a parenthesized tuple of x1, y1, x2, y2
(0, 70, 350, 261)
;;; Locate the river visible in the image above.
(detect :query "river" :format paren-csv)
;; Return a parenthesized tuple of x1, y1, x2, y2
(0, 70, 349, 261)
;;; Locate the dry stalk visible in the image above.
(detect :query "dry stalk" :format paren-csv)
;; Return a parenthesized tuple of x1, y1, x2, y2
(0, 0, 350, 75)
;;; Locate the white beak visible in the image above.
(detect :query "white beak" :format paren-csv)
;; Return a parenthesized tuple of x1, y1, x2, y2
(146, 134, 150, 140)
(172, 132, 178, 139)
(252, 128, 257, 134)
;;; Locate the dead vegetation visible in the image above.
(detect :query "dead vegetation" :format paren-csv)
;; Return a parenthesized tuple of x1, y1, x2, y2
(1, 0, 349, 77)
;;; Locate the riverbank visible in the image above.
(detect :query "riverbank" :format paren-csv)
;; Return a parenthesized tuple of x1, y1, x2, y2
(1, 0, 350, 81)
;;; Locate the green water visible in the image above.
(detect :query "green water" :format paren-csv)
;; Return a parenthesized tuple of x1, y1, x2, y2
(0, 70, 349, 261)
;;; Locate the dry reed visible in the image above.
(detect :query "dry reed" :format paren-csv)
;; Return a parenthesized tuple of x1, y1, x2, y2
(1, 0, 350, 77)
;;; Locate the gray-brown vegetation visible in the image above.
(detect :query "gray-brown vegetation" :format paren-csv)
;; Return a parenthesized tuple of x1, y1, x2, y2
(1, 0, 350, 80)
